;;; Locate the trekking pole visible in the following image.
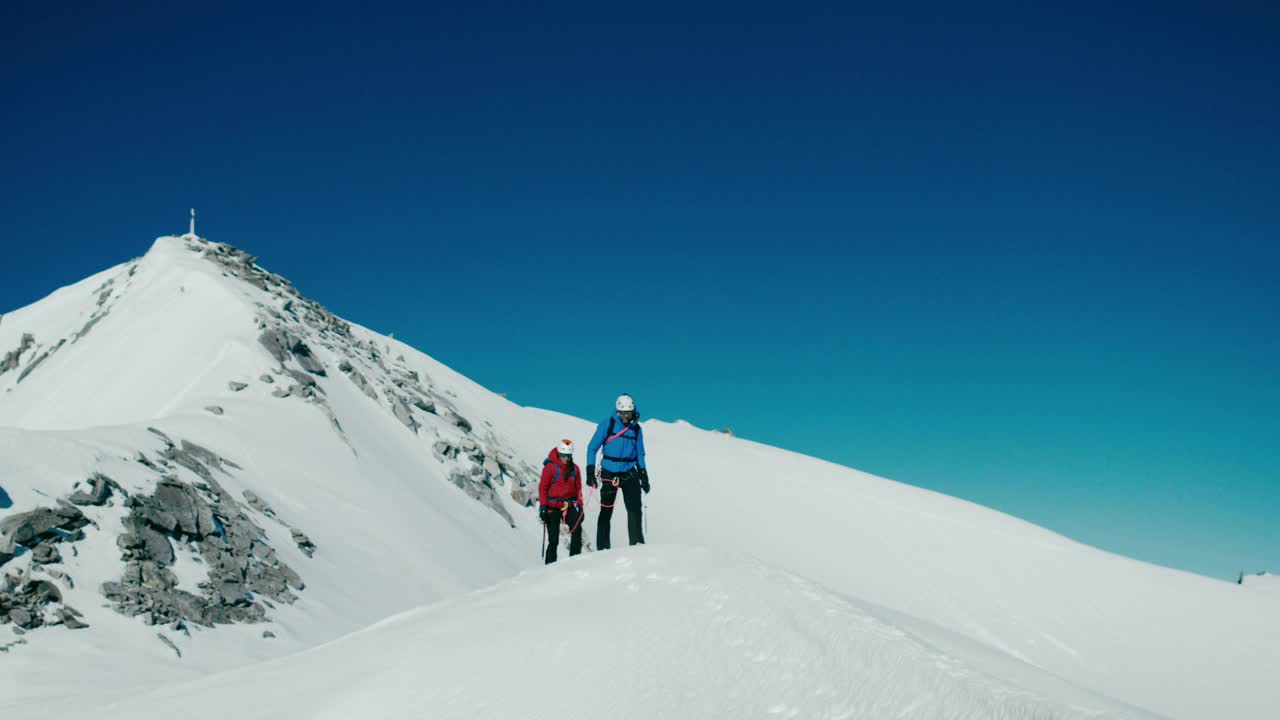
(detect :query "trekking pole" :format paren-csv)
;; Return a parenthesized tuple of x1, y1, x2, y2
(540, 518, 546, 560)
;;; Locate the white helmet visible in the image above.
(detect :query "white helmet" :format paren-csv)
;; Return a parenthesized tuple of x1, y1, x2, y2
(615, 394, 635, 412)
(557, 439, 574, 455)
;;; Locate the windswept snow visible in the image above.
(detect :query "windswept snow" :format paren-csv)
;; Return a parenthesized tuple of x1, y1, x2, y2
(93, 547, 1160, 720)
(1, 235, 1277, 720)
(1240, 572, 1280, 598)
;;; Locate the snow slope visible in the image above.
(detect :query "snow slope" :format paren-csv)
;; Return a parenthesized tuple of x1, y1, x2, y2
(1, 236, 546, 709)
(94, 547, 1160, 720)
(2, 234, 1277, 720)
(1241, 572, 1280, 598)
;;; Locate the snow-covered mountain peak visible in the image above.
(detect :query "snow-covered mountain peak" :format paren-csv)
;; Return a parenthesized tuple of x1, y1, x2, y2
(1, 233, 546, 676)
(3, 232, 1278, 720)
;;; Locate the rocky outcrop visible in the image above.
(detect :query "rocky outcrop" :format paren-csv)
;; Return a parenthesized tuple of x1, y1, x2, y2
(391, 398, 420, 434)
(187, 236, 536, 520)
(16, 338, 64, 383)
(338, 360, 378, 401)
(0, 504, 89, 559)
(1, 504, 93, 630)
(433, 438, 522, 525)
(291, 529, 316, 558)
(72, 312, 107, 343)
(0, 333, 34, 375)
(69, 473, 119, 506)
(259, 328, 326, 376)
(98, 432, 310, 630)
(0, 577, 82, 631)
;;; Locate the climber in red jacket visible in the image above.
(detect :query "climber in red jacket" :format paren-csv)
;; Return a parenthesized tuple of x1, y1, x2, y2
(539, 439, 584, 564)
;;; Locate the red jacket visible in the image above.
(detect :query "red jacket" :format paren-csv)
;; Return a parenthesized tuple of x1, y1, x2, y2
(539, 448, 583, 509)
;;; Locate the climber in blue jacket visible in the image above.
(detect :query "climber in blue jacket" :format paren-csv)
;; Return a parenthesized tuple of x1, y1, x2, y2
(586, 393, 649, 548)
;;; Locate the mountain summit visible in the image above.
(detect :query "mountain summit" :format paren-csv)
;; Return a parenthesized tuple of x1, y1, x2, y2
(1, 235, 1276, 720)
(1, 235, 543, 674)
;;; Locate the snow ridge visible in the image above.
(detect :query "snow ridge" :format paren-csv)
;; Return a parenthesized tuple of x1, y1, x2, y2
(1, 234, 1277, 720)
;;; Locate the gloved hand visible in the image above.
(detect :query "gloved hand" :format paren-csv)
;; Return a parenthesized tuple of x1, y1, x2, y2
(540, 505, 552, 520)
(586, 465, 597, 487)
(638, 468, 650, 494)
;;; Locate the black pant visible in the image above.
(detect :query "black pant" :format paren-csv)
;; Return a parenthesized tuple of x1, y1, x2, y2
(543, 504, 583, 564)
(597, 469, 644, 549)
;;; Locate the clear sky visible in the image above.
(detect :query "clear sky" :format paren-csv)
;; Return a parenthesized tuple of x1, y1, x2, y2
(2, 2, 1276, 580)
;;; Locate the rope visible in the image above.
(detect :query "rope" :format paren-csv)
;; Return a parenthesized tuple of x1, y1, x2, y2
(543, 476, 635, 558)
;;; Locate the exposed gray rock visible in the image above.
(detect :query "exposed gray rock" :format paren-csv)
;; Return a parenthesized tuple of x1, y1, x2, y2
(32, 543, 60, 565)
(447, 470, 514, 527)
(228, 381, 249, 391)
(262, 630, 276, 639)
(102, 447, 309, 630)
(279, 562, 305, 591)
(0, 577, 66, 631)
(408, 392, 435, 414)
(204, 405, 224, 416)
(70, 473, 117, 506)
(0, 333, 34, 375)
(73, 313, 106, 343)
(260, 373, 274, 384)
(483, 455, 502, 485)
(46, 568, 73, 589)
(137, 526, 175, 566)
(136, 451, 162, 472)
(344, 367, 378, 401)
(291, 340, 326, 375)
(1, 505, 86, 556)
(258, 328, 296, 365)
(242, 490, 274, 517)
(284, 368, 318, 391)
(24, 579, 62, 605)
(258, 329, 326, 376)
(391, 399, 419, 434)
(8, 608, 32, 629)
(59, 607, 88, 630)
(17, 338, 65, 383)
(1, 508, 62, 550)
(147, 426, 176, 447)
(156, 632, 182, 658)
(149, 480, 212, 538)
(169, 239, 540, 533)
(290, 529, 316, 558)
(52, 501, 87, 525)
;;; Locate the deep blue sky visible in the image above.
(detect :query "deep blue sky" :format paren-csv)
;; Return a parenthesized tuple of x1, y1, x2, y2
(2, 2, 1277, 580)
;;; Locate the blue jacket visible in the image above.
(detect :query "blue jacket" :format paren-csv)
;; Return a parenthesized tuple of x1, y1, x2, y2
(587, 413, 646, 474)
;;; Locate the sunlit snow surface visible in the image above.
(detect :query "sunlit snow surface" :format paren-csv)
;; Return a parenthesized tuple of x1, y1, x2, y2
(1, 236, 1276, 719)
(93, 547, 1159, 720)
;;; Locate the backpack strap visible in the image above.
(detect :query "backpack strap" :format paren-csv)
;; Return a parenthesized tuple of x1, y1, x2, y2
(603, 419, 634, 446)
(542, 456, 562, 482)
